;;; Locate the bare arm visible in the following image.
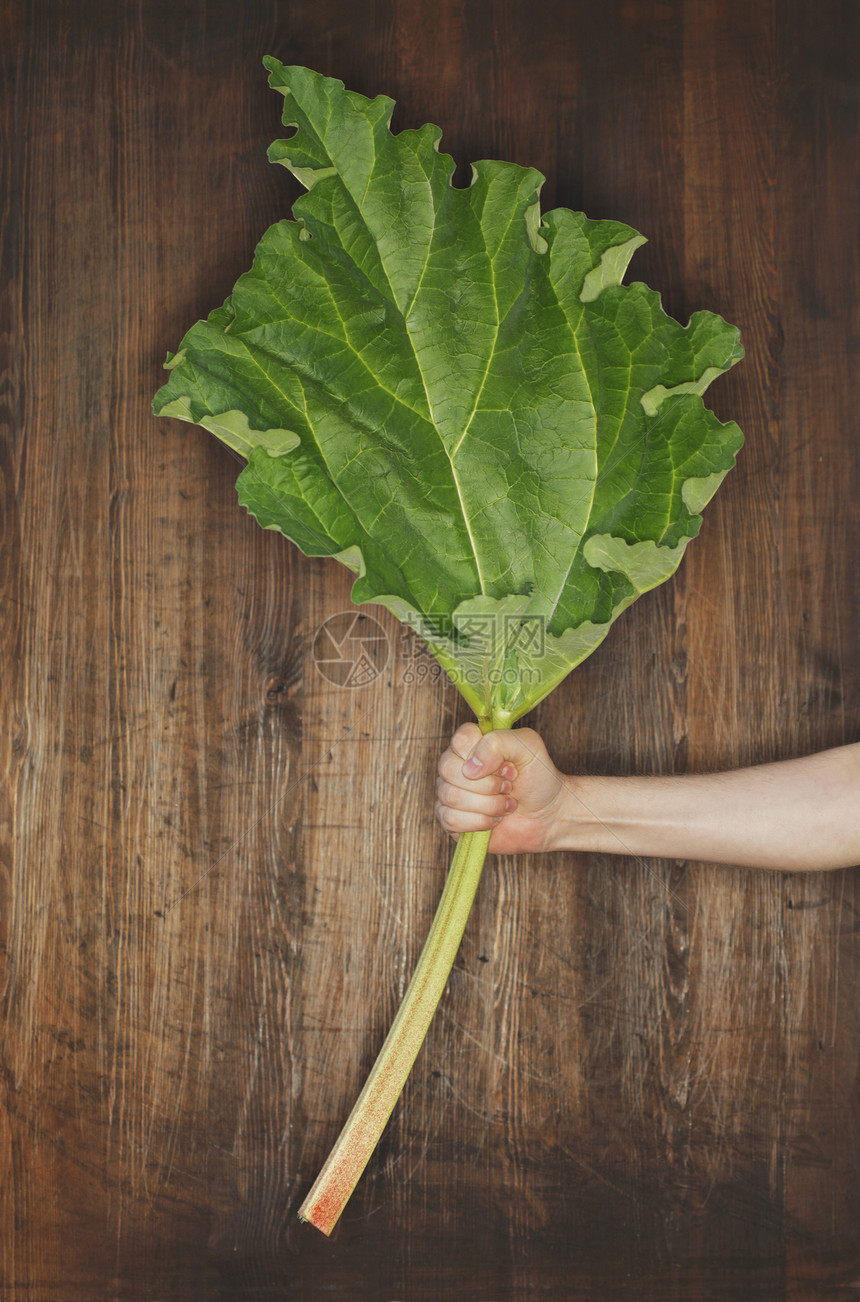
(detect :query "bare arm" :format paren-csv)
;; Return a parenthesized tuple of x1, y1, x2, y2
(436, 725, 860, 872)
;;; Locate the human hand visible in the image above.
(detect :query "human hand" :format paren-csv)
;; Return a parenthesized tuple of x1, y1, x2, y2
(435, 723, 570, 854)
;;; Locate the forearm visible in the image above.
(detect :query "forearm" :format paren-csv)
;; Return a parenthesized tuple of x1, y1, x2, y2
(551, 743, 860, 871)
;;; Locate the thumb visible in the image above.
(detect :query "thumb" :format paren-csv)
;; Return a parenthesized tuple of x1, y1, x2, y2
(454, 726, 544, 779)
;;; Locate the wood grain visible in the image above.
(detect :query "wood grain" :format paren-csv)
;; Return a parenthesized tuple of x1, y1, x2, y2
(1, 0, 858, 1297)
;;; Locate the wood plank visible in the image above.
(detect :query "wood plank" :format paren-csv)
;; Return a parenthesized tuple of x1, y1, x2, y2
(678, 2, 788, 1287)
(776, 2, 860, 1293)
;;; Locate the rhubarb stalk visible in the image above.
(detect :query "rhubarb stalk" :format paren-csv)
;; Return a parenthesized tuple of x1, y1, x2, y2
(298, 719, 502, 1235)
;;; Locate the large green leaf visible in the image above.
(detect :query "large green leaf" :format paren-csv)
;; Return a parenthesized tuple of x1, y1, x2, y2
(154, 59, 743, 726)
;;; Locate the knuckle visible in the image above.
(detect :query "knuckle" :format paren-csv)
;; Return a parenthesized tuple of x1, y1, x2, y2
(451, 722, 481, 757)
(435, 801, 456, 832)
(476, 734, 500, 760)
(514, 727, 542, 755)
(440, 780, 462, 809)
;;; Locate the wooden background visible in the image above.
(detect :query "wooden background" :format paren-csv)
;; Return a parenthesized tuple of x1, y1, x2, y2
(2, 1, 858, 1298)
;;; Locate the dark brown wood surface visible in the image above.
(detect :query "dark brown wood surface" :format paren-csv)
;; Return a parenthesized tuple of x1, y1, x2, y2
(2, 1, 858, 1297)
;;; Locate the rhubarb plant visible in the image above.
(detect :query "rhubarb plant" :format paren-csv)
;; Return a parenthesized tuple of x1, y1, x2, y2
(154, 60, 743, 1234)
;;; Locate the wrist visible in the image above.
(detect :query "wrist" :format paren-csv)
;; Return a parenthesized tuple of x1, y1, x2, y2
(546, 774, 612, 853)
(548, 773, 673, 858)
